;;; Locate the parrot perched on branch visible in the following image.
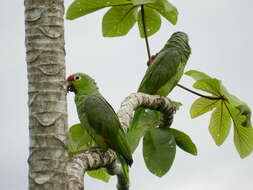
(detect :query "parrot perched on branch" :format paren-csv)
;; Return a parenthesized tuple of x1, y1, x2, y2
(67, 73, 133, 182)
(130, 31, 191, 130)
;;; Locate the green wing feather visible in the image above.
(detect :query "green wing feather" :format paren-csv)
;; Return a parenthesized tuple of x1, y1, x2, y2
(77, 95, 133, 165)
(117, 153, 130, 183)
(138, 49, 182, 95)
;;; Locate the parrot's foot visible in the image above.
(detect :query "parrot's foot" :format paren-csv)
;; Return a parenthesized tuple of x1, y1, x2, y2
(86, 146, 106, 165)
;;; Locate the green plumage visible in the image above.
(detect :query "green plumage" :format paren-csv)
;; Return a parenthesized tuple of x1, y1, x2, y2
(131, 32, 191, 130)
(67, 73, 133, 182)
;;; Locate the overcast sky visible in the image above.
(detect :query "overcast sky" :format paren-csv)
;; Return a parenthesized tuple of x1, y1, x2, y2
(0, 0, 252, 190)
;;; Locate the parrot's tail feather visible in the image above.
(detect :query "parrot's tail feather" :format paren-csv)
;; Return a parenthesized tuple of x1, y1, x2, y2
(130, 108, 145, 131)
(117, 153, 130, 183)
(124, 157, 133, 167)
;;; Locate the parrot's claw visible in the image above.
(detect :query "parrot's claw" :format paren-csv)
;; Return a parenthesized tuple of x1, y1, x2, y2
(86, 146, 106, 165)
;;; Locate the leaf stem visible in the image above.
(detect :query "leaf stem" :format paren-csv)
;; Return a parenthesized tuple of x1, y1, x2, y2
(141, 5, 151, 62)
(176, 83, 222, 100)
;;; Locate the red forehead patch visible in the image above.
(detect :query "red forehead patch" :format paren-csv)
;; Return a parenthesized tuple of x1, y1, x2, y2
(67, 75, 74, 82)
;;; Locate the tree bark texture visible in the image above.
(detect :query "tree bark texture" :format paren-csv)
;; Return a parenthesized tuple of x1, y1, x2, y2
(118, 93, 175, 131)
(25, 0, 68, 189)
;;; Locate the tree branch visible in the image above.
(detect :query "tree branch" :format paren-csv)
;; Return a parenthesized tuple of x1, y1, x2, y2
(67, 149, 118, 190)
(67, 93, 175, 189)
(117, 92, 175, 131)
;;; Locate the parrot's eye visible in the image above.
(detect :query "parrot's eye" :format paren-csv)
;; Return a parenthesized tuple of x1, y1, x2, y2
(74, 75, 81, 81)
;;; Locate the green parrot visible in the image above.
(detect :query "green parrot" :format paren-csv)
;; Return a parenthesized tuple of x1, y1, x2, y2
(67, 73, 133, 182)
(130, 31, 191, 130)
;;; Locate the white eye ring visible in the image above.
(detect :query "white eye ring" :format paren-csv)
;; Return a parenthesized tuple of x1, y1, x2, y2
(74, 75, 81, 80)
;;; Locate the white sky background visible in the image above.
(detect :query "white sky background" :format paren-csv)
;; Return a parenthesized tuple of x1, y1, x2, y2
(0, 0, 252, 189)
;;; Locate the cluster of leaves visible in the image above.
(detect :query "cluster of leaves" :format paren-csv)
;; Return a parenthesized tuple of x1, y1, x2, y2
(186, 70, 253, 158)
(127, 108, 197, 177)
(66, 0, 178, 37)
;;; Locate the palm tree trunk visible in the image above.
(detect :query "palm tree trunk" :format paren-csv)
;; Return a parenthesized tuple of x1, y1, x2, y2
(24, 0, 68, 189)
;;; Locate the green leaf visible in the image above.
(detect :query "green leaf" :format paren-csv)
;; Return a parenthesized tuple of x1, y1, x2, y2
(185, 70, 211, 81)
(193, 78, 222, 97)
(190, 97, 218, 118)
(68, 123, 94, 157)
(186, 70, 252, 157)
(87, 168, 110, 183)
(143, 128, 176, 177)
(169, 128, 197, 155)
(66, 0, 131, 20)
(209, 101, 232, 146)
(102, 5, 138, 37)
(227, 94, 247, 107)
(127, 109, 160, 153)
(132, 0, 157, 5)
(137, 7, 161, 38)
(127, 126, 150, 153)
(147, 0, 178, 25)
(227, 104, 253, 158)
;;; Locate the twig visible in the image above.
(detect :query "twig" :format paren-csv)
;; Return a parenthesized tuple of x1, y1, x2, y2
(176, 83, 223, 100)
(141, 5, 151, 62)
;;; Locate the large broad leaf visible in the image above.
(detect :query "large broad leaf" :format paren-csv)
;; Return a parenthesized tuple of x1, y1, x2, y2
(87, 168, 110, 183)
(209, 101, 231, 146)
(68, 123, 94, 157)
(190, 97, 219, 118)
(66, 0, 131, 20)
(102, 5, 139, 37)
(132, 0, 157, 5)
(169, 128, 197, 155)
(185, 70, 211, 81)
(127, 109, 160, 153)
(227, 104, 253, 158)
(193, 78, 222, 97)
(143, 128, 176, 177)
(137, 6, 161, 38)
(147, 0, 178, 25)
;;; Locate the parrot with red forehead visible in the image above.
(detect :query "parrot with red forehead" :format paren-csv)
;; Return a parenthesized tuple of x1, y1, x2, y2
(130, 31, 191, 131)
(67, 73, 133, 182)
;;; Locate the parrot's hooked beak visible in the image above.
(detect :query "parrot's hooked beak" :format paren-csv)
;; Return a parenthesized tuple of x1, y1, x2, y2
(67, 83, 76, 93)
